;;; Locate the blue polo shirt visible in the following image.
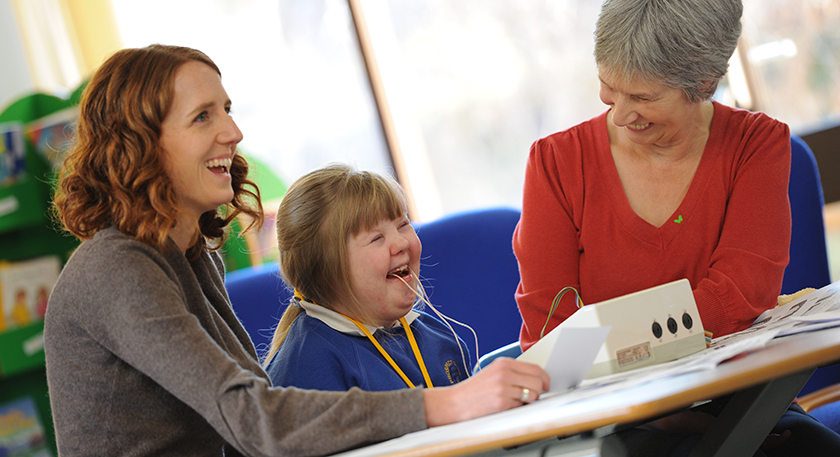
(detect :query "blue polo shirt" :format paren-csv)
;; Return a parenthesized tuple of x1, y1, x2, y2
(265, 301, 470, 391)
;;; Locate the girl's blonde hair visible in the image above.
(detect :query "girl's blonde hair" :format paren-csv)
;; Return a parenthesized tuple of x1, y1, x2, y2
(264, 164, 409, 365)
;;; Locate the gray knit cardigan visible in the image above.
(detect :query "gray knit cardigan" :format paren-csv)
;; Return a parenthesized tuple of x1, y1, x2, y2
(44, 227, 426, 456)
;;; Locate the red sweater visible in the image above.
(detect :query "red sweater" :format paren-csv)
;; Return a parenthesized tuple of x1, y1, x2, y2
(514, 102, 791, 351)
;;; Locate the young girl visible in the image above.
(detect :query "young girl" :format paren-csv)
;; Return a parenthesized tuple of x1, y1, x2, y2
(264, 164, 472, 392)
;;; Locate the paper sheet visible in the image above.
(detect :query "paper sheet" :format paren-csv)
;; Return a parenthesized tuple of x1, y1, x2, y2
(517, 326, 611, 394)
(791, 310, 840, 323)
(711, 282, 840, 346)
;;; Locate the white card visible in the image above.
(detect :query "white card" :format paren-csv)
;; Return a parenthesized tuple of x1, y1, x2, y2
(517, 326, 611, 394)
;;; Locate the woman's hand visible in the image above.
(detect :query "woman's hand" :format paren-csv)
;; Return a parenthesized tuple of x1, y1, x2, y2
(422, 357, 550, 427)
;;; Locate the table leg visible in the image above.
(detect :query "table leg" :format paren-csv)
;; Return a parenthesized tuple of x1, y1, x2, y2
(689, 368, 815, 457)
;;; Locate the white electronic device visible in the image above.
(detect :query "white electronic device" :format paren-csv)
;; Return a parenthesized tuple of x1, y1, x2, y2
(523, 278, 706, 379)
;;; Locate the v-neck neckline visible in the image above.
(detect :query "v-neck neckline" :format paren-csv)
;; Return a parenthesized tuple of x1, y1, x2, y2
(593, 102, 724, 249)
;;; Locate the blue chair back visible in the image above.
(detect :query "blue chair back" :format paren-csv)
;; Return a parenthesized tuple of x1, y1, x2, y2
(225, 262, 293, 353)
(785, 135, 839, 396)
(783, 135, 831, 295)
(414, 207, 524, 367)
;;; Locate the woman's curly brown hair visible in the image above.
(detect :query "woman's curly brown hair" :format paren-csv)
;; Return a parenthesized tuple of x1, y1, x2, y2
(53, 44, 263, 258)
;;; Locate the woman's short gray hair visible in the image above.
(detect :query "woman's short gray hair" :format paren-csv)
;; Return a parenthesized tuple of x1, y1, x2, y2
(594, 0, 743, 103)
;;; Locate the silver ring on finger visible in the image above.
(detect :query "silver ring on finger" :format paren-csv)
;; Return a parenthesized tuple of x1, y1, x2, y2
(519, 387, 530, 403)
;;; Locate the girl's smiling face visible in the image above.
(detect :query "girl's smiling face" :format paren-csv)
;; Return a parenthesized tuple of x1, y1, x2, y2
(343, 215, 422, 328)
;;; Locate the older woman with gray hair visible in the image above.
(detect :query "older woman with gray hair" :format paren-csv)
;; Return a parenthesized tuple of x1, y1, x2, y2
(513, 0, 840, 455)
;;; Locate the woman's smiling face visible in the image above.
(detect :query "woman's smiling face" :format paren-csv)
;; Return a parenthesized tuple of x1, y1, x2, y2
(598, 68, 699, 148)
(159, 60, 243, 220)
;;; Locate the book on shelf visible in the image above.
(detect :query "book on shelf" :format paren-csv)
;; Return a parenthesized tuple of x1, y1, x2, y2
(23, 107, 78, 171)
(0, 256, 61, 334)
(0, 396, 52, 457)
(0, 123, 26, 188)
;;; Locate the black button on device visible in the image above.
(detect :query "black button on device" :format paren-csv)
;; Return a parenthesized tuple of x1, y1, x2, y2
(667, 317, 678, 334)
(652, 321, 663, 339)
(682, 313, 693, 330)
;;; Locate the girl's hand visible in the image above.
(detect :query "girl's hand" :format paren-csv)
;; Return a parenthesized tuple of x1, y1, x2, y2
(422, 357, 550, 426)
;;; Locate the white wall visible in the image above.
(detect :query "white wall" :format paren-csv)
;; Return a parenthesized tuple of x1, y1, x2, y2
(0, 0, 35, 112)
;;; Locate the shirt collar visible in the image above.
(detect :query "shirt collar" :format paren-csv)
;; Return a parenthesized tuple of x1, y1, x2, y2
(296, 298, 420, 336)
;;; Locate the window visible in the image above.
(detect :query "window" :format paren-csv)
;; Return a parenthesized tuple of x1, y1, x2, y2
(357, 0, 840, 219)
(354, 0, 606, 219)
(112, 0, 394, 204)
(17, 0, 840, 222)
(741, 0, 840, 131)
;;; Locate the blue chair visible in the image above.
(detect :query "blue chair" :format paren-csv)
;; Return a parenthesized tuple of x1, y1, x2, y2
(225, 262, 294, 353)
(782, 135, 831, 296)
(786, 135, 837, 396)
(414, 207, 524, 369)
(475, 341, 521, 371)
(800, 386, 840, 432)
(784, 135, 840, 431)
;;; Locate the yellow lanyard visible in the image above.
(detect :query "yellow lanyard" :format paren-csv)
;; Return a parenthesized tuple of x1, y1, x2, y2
(343, 315, 434, 389)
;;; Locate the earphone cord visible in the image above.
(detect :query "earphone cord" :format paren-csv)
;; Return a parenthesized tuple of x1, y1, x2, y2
(541, 286, 584, 339)
(395, 271, 477, 375)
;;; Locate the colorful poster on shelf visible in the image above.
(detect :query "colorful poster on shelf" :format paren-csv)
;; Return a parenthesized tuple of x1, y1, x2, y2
(0, 396, 52, 457)
(0, 256, 61, 334)
(0, 123, 26, 188)
(23, 107, 78, 170)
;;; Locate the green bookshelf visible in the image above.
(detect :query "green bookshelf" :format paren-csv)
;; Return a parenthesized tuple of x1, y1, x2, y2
(0, 88, 83, 456)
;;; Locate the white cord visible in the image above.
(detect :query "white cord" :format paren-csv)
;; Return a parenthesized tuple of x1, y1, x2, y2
(394, 269, 479, 377)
